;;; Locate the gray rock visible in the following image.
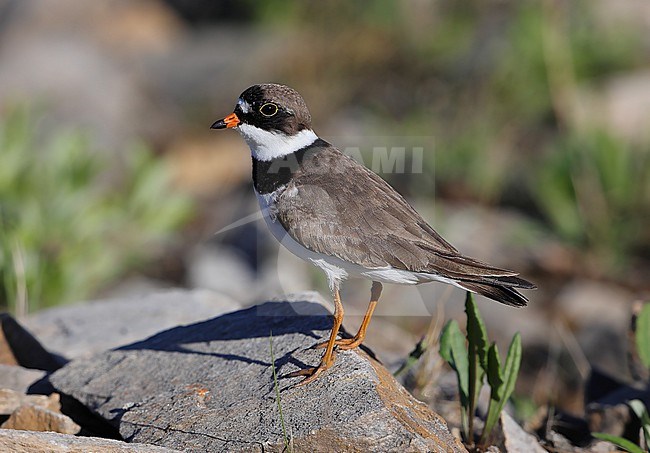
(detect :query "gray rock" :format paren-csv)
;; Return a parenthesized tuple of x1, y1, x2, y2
(186, 244, 258, 303)
(0, 389, 59, 415)
(50, 294, 465, 452)
(557, 280, 634, 373)
(0, 428, 180, 452)
(98, 277, 171, 301)
(500, 412, 545, 453)
(23, 289, 240, 359)
(1, 404, 80, 434)
(558, 280, 632, 330)
(0, 390, 79, 435)
(0, 365, 46, 393)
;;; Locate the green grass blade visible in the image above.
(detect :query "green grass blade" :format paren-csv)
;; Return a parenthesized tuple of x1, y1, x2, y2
(636, 303, 650, 370)
(393, 335, 428, 377)
(592, 433, 644, 453)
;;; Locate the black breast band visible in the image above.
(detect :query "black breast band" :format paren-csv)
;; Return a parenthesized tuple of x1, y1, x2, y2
(252, 138, 328, 194)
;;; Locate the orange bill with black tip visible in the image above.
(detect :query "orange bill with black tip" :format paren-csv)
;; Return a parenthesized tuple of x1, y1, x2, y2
(210, 112, 240, 129)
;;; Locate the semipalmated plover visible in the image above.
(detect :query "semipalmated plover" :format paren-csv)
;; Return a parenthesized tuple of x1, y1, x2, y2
(212, 83, 535, 384)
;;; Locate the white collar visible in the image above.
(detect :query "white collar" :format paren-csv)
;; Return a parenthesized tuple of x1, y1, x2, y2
(237, 124, 318, 161)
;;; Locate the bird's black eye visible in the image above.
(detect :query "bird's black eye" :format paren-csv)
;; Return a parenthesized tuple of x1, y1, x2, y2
(259, 103, 278, 117)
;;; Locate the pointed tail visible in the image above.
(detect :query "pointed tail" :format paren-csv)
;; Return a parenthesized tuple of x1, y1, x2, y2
(456, 275, 535, 307)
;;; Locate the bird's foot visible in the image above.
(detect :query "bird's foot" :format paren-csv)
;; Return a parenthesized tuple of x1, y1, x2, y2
(312, 336, 362, 351)
(283, 353, 336, 386)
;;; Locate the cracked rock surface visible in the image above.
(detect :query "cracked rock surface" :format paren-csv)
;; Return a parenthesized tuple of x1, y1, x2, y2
(49, 293, 465, 452)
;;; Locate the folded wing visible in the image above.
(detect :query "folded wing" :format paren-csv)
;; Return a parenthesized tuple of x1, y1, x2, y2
(275, 146, 535, 307)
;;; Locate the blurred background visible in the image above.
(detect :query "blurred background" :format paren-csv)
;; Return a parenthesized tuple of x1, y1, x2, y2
(1, 0, 649, 431)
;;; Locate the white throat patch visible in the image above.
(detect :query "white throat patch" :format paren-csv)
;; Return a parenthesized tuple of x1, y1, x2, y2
(237, 124, 318, 161)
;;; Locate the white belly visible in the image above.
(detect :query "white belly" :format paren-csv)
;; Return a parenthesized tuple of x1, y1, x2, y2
(255, 188, 461, 291)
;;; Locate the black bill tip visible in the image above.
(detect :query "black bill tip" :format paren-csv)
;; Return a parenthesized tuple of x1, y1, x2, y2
(210, 119, 227, 129)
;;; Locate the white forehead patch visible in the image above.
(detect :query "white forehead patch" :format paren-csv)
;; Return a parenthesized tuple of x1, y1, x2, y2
(237, 98, 250, 114)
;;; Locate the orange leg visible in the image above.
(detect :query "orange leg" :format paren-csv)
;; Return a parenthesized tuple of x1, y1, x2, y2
(286, 288, 345, 385)
(314, 281, 383, 351)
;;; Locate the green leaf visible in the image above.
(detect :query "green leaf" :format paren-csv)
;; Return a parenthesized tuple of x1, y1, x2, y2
(465, 292, 489, 370)
(465, 291, 489, 441)
(481, 343, 504, 446)
(440, 319, 470, 441)
(440, 320, 469, 404)
(501, 333, 522, 404)
(592, 433, 644, 453)
(628, 399, 650, 446)
(486, 343, 504, 398)
(628, 399, 650, 424)
(480, 334, 522, 447)
(636, 304, 650, 370)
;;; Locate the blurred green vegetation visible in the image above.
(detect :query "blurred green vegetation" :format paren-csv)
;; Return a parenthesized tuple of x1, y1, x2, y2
(248, 0, 650, 274)
(536, 132, 650, 268)
(0, 108, 193, 314)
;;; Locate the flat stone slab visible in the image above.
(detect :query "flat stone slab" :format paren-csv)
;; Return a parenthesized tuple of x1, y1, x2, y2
(0, 365, 46, 393)
(23, 289, 241, 359)
(0, 429, 179, 452)
(50, 294, 465, 452)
